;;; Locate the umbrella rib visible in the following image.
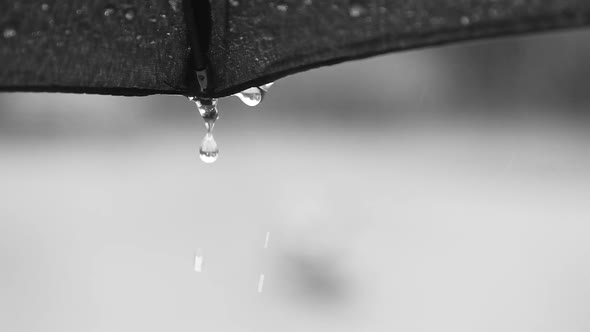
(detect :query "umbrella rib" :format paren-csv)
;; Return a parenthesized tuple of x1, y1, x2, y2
(183, 0, 213, 96)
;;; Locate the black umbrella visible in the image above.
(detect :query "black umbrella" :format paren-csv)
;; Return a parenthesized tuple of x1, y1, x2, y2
(1, 0, 590, 98)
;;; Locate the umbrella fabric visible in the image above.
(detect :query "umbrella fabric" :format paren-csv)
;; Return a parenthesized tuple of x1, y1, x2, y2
(1, 0, 590, 98)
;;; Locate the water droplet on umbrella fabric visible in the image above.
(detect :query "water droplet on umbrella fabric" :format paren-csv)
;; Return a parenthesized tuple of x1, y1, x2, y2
(276, 4, 288, 12)
(124, 9, 136, 21)
(3, 27, 16, 39)
(168, 0, 181, 12)
(103, 5, 116, 17)
(199, 133, 219, 163)
(349, 4, 367, 18)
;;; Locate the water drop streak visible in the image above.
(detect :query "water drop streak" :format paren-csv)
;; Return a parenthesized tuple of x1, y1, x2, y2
(194, 249, 204, 272)
(264, 231, 270, 249)
(257, 274, 265, 293)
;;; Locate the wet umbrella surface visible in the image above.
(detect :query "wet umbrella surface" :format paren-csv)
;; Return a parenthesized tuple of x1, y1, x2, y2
(1, 0, 590, 97)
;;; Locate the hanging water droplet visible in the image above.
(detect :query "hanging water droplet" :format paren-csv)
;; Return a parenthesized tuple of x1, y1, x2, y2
(124, 9, 136, 21)
(200, 133, 219, 163)
(194, 98, 219, 129)
(234, 87, 263, 107)
(3, 27, 16, 39)
(103, 5, 116, 17)
(41, 3, 49, 11)
(190, 98, 220, 163)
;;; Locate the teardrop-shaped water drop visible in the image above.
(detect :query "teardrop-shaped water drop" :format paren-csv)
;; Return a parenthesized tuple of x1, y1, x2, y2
(199, 133, 219, 163)
(234, 87, 263, 106)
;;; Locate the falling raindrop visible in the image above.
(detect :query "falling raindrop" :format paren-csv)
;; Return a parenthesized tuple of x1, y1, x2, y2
(3, 27, 16, 39)
(257, 274, 265, 293)
(41, 3, 49, 11)
(229, 0, 239, 7)
(124, 9, 136, 21)
(194, 248, 204, 272)
(103, 5, 116, 17)
(304, 0, 312, 5)
(148, 16, 158, 23)
(264, 231, 270, 249)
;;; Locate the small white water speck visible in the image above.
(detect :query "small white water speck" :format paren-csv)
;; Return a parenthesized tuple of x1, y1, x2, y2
(257, 274, 265, 293)
(264, 231, 270, 248)
(3, 27, 16, 39)
(194, 249, 204, 272)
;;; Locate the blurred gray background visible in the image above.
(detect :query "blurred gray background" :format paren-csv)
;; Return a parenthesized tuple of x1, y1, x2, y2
(1, 29, 590, 332)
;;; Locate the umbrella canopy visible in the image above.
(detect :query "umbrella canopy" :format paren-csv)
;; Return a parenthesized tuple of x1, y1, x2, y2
(1, 0, 590, 98)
